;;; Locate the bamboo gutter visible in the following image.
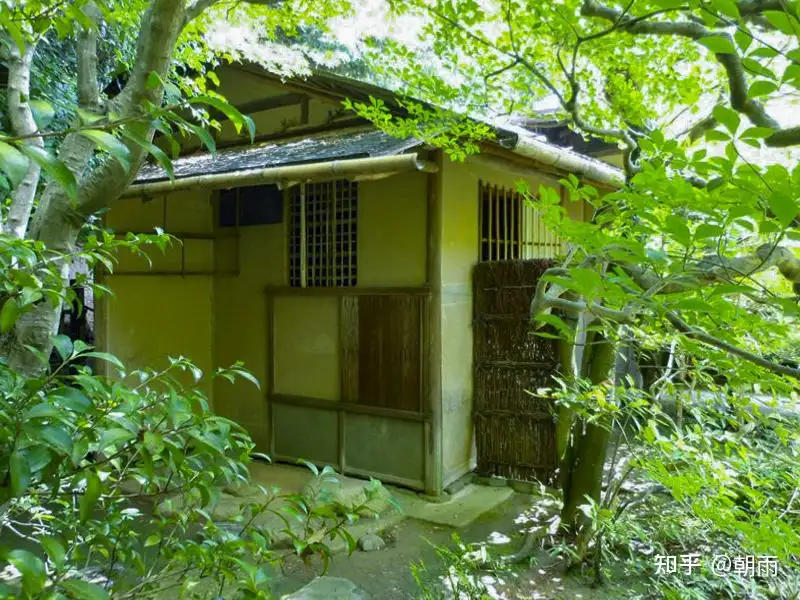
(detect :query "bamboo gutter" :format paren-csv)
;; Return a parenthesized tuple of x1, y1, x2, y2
(122, 152, 437, 198)
(507, 133, 625, 188)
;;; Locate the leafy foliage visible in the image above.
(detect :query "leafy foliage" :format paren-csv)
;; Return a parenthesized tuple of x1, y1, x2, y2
(0, 234, 387, 599)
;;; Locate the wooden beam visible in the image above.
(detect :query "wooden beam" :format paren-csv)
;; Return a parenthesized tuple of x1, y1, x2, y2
(425, 150, 444, 497)
(210, 93, 307, 123)
(208, 119, 370, 153)
(340, 296, 359, 403)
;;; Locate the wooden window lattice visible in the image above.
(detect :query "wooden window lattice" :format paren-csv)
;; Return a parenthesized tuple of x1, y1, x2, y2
(289, 180, 358, 287)
(478, 180, 562, 261)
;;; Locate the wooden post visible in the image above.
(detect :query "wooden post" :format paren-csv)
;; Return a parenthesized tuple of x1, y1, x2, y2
(425, 150, 444, 497)
(266, 293, 276, 457)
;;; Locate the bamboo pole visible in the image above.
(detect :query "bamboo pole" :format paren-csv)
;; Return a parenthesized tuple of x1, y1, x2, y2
(124, 153, 438, 198)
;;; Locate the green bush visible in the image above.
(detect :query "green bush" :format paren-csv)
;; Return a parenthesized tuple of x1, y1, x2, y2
(0, 233, 379, 599)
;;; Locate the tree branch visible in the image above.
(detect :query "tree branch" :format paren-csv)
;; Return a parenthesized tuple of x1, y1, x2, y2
(664, 311, 800, 378)
(531, 245, 800, 380)
(737, 0, 798, 20)
(77, 3, 102, 111)
(3, 38, 43, 238)
(580, 0, 800, 147)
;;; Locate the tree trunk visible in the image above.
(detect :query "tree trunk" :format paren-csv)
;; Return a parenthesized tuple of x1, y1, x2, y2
(559, 334, 615, 531)
(3, 0, 189, 376)
(4, 39, 43, 238)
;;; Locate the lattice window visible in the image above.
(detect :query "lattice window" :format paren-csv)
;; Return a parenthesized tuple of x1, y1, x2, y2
(289, 180, 358, 287)
(478, 180, 562, 261)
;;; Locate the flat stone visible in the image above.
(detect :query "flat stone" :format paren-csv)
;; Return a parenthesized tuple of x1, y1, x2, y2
(282, 576, 369, 600)
(156, 492, 247, 522)
(392, 483, 515, 528)
(357, 533, 386, 552)
(301, 473, 393, 516)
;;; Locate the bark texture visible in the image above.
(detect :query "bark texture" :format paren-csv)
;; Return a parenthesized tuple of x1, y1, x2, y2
(5, 0, 189, 375)
(559, 333, 615, 530)
(4, 40, 43, 239)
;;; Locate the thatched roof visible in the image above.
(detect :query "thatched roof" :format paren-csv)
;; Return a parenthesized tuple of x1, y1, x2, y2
(135, 128, 420, 184)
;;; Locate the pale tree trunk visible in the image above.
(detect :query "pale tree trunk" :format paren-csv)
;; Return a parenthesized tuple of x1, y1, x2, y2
(558, 330, 615, 530)
(5, 0, 190, 376)
(4, 39, 43, 239)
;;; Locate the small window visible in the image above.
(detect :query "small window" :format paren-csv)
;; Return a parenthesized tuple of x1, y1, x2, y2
(478, 180, 561, 261)
(218, 184, 284, 227)
(289, 180, 358, 288)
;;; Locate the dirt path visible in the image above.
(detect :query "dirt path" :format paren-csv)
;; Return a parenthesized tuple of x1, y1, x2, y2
(271, 492, 626, 599)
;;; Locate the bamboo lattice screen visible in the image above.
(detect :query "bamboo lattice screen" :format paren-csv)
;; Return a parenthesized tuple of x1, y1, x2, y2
(478, 180, 563, 261)
(289, 180, 358, 287)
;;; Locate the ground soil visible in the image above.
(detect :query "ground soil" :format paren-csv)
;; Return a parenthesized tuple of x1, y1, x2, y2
(271, 492, 631, 599)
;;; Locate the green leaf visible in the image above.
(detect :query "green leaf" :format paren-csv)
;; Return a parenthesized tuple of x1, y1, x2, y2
(698, 36, 737, 54)
(188, 123, 216, 155)
(26, 446, 52, 473)
(79, 130, 131, 172)
(0, 140, 30, 185)
(695, 223, 723, 239)
(10, 450, 31, 496)
(4, 20, 27, 54)
(711, 0, 740, 18)
(40, 537, 66, 568)
(7, 550, 46, 596)
(189, 95, 256, 141)
(741, 126, 775, 139)
(52, 334, 73, 361)
(763, 10, 799, 35)
(146, 71, 163, 89)
(768, 192, 798, 226)
(52, 387, 92, 413)
(98, 428, 135, 451)
(144, 534, 162, 547)
(76, 108, 104, 125)
(29, 99, 56, 129)
(705, 130, 731, 142)
(0, 297, 21, 333)
(25, 403, 62, 419)
(41, 425, 74, 456)
(742, 58, 776, 79)
(120, 128, 173, 180)
(749, 47, 779, 59)
(674, 298, 714, 313)
(734, 28, 752, 52)
(79, 471, 102, 523)
(18, 144, 77, 200)
(534, 313, 574, 340)
(230, 367, 261, 390)
(748, 80, 778, 98)
(665, 215, 692, 246)
(712, 105, 741, 134)
(60, 579, 110, 600)
(143, 431, 164, 454)
(569, 267, 603, 297)
(80, 351, 125, 371)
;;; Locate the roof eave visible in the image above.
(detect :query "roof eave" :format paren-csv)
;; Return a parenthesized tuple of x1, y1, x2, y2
(500, 131, 624, 188)
(122, 152, 437, 198)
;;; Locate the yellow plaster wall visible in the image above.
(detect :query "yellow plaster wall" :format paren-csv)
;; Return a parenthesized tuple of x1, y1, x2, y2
(438, 157, 562, 485)
(212, 221, 282, 449)
(100, 191, 215, 398)
(358, 172, 427, 287)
